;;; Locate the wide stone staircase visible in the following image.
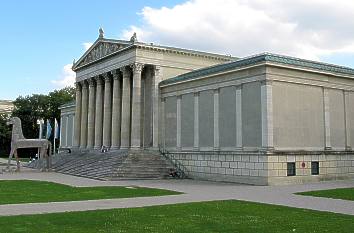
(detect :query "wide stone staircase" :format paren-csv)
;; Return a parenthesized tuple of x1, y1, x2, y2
(31, 150, 177, 180)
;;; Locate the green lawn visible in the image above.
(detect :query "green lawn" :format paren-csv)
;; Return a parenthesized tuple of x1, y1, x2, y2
(0, 180, 181, 205)
(0, 200, 353, 233)
(297, 187, 354, 201)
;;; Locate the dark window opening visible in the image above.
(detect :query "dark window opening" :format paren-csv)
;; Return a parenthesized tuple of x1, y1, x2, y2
(287, 162, 296, 176)
(311, 161, 319, 175)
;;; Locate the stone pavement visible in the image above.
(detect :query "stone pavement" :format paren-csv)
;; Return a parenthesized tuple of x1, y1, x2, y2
(0, 170, 354, 216)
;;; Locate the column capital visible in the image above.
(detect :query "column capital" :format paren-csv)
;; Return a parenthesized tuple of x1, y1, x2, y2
(96, 76, 103, 85)
(120, 66, 130, 78)
(131, 63, 144, 74)
(81, 80, 88, 89)
(103, 73, 111, 83)
(75, 82, 81, 90)
(88, 78, 96, 87)
(153, 65, 161, 76)
(112, 69, 121, 80)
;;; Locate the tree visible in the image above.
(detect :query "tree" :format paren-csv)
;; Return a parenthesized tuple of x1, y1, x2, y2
(0, 114, 11, 157)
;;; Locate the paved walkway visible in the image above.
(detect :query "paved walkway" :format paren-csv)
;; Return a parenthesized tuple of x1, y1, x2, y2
(1, 170, 354, 217)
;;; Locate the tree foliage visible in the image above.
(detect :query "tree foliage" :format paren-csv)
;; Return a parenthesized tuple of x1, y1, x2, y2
(1, 87, 75, 157)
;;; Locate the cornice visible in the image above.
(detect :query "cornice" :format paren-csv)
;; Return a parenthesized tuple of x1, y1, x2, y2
(160, 53, 354, 87)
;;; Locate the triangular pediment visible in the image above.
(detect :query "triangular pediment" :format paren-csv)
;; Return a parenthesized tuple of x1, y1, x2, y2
(73, 39, 131, 70)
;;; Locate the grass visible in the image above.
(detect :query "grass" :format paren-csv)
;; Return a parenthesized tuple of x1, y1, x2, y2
(297, 187, 354, 201)
(0, 180, 181, 205)
(0, 200, 353, 233)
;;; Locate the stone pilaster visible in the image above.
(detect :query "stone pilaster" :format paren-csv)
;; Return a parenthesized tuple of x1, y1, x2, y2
(261, 80, 274, 150)
(213, 88, 220, 151)
(130, 63, 144, 149)
(193, 92, 199, 151)
(344, 91, 351, 150)
(73, 82, 82, 149)
(120, 67, 131, 149)
(161, 97, 166, 149)
(80, 81, 88, 149)
(323, 88, 331, 150)
(102, 73, 112, 149)
(236, 85, 243, 149)
(176, 95, 182, 150)
(87, 78, 96, 149)
(152, 65, 161, 148)
(111, 70, 121, 150)
(94, 77, 104, 150)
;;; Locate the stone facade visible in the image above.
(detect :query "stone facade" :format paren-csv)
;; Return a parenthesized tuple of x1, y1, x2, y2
(60, 31, 354, 185)
(68, 30, 233, 151)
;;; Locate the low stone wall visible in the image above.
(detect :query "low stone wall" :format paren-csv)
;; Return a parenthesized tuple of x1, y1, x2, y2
(167, 150, 354, 185)
(168, 151, 269, 185)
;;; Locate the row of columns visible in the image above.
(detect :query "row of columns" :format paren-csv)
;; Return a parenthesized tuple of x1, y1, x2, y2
(73, 63, 161, 151)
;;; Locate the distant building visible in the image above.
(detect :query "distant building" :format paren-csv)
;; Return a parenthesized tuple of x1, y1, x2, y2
(0, 100, 14, 115)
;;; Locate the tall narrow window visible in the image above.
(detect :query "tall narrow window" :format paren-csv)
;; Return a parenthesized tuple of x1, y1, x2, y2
(287, 162, 296, 176)
(311, 161, 319, 175)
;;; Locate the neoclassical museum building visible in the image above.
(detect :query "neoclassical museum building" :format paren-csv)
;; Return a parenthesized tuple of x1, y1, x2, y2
(60, 29, 354, 185)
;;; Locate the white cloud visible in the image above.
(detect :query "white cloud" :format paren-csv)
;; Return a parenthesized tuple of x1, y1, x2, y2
(51, 64, 75, 89)
(83, 42, 94, 51)
(123, 0, 354, 60)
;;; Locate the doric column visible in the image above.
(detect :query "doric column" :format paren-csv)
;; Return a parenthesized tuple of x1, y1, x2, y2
(152, 65, 161, 148)
(176, 95, 182, 150)
(111, 70, 122, 150)
(73, 82, 82, 149)
(193, 92, 199, 151)
(80, 81, 88, 149)
(130, 63, 144, 149)
(102, 73, 112, 149)
(213, 88, 220, 151)
(120, 67, 131, 149)
(65, 115, 69, 147)
(94, 77, 104, 150)
(261, 80, 274, 150)
(236, 85, 243, 149)
(86, 78, 96, 149)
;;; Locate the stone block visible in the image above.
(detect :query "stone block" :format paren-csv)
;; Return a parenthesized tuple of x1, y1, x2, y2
(192, 154, 198, 160)
(241, 169, 250, 176)
(201, 161, 207, 167)
(234, 155, 241, 161)
(258, 156, 267, 162)
(238, 162, 246, 168)
(338, 161, 345, 167)
(207, 161, 215, 167)
(258, 170, 267, 177)
(278, 156, 286, 162)
(226, 155, 233, 161)
(268, 170, 278, 177)
(311, 155, 319, 161)
(250, 170, 258, 176)
(226, 168, 233, 175)
(268, 156, 278, 163)
(304, 155, 311, 161)
(250, 156, 258, 162)
(241, 155, 250, 162)
(267, 163, 274, 169)
(245, 162, 255, 169)
(219, 155, 226, 161)
(195, 161, 201, 166)
(217, 167, 226, 174)
(215, 161, 221, 167)
(211, 167, 218, 173)
(273, 163, 283, 170)
(278, 169, 287, 177)
(230, 162, 237, 168)
(204, 167, 211, 173)
(222, 162, 230, 168)
(329, 161, 337, 167)
(198, 154, 204, 161)
(234, 169, 242, 176)
(255, 163, 263, 170)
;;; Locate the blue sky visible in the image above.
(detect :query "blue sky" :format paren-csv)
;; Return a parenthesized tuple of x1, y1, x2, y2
(1, 0, 354, 100)
(0, 0, 182, 100)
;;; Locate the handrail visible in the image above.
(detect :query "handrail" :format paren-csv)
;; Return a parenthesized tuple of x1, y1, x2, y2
(159, 145, 187, 179)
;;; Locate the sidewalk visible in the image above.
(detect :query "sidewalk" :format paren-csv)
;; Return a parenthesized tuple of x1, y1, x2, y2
(1, 171, 354, 216)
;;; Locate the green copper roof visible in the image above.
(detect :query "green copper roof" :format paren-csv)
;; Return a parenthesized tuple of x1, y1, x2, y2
(160, 53, 354, 86)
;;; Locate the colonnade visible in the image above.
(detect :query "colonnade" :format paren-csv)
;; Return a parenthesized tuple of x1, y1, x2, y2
(73, 63, 161, 150)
